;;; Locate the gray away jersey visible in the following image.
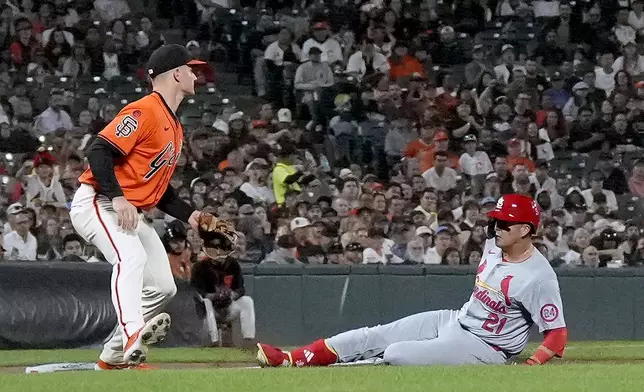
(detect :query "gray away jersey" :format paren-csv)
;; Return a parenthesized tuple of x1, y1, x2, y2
(458, 239, 566, 355)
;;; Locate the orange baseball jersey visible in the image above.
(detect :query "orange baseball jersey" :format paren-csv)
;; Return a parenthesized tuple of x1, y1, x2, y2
(79, 92, 184, 210)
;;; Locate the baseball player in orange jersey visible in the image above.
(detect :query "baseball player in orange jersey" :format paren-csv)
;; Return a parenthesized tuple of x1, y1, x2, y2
(257, 194, 568, 367)
(70, 44, 225, 370)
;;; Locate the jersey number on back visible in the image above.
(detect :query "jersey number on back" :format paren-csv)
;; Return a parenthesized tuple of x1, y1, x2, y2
(482, 313, 507, 335)
(144, 142, 178, 181)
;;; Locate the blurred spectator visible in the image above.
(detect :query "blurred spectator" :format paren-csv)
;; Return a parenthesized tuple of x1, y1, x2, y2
(294, 46, 334, 121)
(346, 39, 390, 80)
(137, 16, 165, 54)
(441, 247, 462, 266)
(432, 26, 467, 66)
(581, 246, 601, 268)
(33, 89, 74, 134)
(300, 21, 342, 65)
(581, 170, 619, 214)
(272, 143, 303, 206)
(422, 151, 458, 192)
(362, 227, 403, 264)
(264, 27, 300, 106)
(262, 234, 302, 264)
(459, 134, 493, 178)
(424, 226, 452, 264)
(3, 209, 37, 260)
(388, 41, 423, 81)
(163, 220, 192, 280)
(240, 158, 274, 204)
(17, 151, 66, 208)
(60, 233, 85, 262)
(93, 0, 131, 23)
(99, 36, 122, 79)
(629, 160, 644, 196)
(186, 40, 214, 85)
(10, 17, 39, 69)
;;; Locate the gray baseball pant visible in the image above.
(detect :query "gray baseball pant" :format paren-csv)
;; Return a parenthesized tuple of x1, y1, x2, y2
(326, 309, 507, 365)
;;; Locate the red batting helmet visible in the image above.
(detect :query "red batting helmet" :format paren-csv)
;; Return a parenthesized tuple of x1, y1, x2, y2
(486, 194, 541, 229)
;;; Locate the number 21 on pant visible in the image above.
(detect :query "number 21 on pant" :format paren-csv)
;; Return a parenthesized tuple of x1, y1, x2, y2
(482, 313, 507, 334)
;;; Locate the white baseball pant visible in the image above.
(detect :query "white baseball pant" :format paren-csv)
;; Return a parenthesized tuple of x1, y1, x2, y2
(201, 295, 256, 343)
(70, 184, 177, 364)
(326, 309, 507, 365)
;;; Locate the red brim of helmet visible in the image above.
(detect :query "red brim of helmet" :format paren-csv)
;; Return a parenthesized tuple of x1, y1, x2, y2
(487, 210, 536, 228)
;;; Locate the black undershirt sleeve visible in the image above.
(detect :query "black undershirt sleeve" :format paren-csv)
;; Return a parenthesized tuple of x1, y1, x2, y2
(86, 137, 125, 200)
(156, 186, 196, 223)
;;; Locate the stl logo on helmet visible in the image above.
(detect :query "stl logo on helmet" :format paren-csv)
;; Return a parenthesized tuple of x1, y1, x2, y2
(532, 200, 540, 217)
(495, 197, 504, 210)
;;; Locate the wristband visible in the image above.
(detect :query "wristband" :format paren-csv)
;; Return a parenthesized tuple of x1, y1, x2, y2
(527, 348, 552, 365)
(524, 358, 538, 365)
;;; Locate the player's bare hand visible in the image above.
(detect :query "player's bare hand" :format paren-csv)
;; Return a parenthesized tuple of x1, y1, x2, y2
(112, 196, 138, 231)
(188, 210, 201, 232)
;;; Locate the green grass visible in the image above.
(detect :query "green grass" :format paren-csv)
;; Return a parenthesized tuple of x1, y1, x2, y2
(1, 341, 644, 392)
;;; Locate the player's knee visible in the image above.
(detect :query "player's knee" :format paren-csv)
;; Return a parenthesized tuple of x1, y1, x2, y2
(383, 344, 406, 366)
(236, 295, 254, 310)
(122, 248, 148, 266)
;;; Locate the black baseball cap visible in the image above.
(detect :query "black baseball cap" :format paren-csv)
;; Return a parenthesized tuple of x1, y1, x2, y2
(146, 44, 206, 79)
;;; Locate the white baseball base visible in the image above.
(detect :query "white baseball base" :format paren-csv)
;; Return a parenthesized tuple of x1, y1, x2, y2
(25, 362, 97, 373)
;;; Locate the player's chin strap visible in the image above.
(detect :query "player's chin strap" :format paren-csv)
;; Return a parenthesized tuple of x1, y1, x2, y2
(525, 327, 568, 365)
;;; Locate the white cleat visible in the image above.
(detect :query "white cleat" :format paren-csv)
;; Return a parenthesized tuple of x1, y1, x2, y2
(123, 313, 171, 365)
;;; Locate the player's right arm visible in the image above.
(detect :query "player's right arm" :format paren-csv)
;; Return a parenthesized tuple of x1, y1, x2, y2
(87, 107, 151, 230)
(86, 139, 139, 230)
(522, 278, 568, 365)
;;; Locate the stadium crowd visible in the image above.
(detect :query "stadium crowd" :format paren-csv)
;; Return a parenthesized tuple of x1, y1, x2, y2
(0, 0, 644, 274)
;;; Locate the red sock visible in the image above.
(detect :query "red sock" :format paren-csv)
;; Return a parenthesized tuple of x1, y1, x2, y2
(289, 339, 338, 367)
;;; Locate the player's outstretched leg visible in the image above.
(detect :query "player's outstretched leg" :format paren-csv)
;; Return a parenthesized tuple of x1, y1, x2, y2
(382, 324, 507, 366)
(257, 339, 338, 367)
(257, 309, 457, 367)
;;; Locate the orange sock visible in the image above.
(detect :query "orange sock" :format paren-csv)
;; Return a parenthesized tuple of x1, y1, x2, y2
(289, 339, 338, 367)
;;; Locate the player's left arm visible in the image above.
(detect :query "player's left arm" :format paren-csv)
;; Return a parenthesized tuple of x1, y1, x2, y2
(156, 186, 196, 223)
(523, 278, 568, 365)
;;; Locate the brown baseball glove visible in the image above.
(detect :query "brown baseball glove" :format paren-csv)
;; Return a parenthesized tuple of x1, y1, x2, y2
(197, 212, 238, 258)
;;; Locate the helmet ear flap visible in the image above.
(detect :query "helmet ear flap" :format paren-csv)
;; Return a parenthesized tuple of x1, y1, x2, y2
(528, 223, 537, 236)
(486, 219, 497, 239)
